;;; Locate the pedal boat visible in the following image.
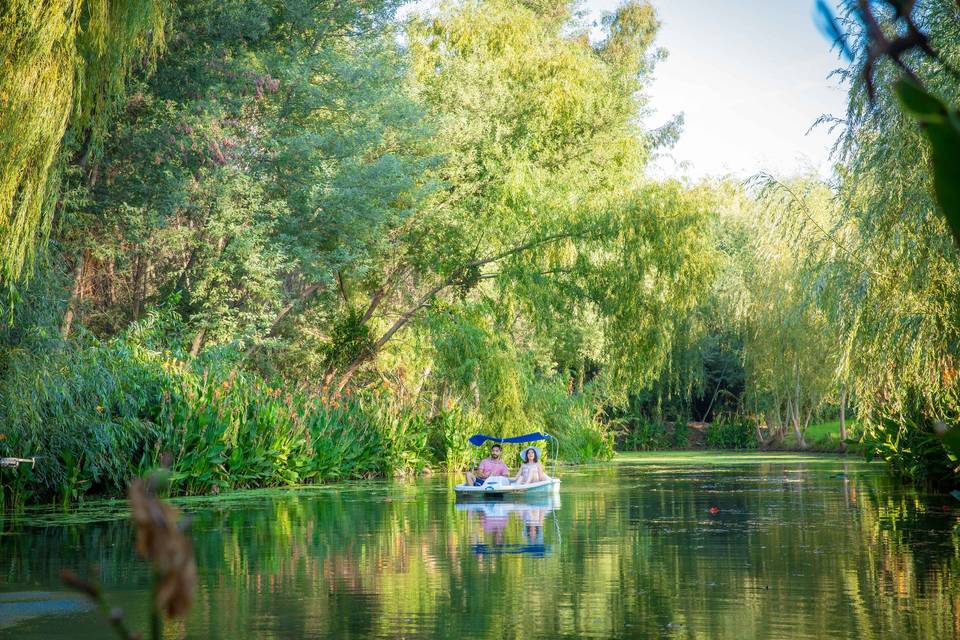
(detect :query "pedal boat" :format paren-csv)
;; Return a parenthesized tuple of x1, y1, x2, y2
(454, 475, 561, 497)
(454, 431, 560, 499)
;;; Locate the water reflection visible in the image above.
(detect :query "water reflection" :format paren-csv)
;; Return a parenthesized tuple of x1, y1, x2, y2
(457, 494, 561, 556)
(0, 455, 957, 639)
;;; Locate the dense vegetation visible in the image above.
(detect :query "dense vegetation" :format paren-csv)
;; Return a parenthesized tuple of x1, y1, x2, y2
(1, 0, 959, 505)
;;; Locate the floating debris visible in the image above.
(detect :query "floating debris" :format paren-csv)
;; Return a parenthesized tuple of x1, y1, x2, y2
(0, 457, 35, 469)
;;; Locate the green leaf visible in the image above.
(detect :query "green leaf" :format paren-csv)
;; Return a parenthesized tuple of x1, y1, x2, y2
(895, 80, 946, 122)
(939, 423, 960, 460)
(894, 80, 960, 247)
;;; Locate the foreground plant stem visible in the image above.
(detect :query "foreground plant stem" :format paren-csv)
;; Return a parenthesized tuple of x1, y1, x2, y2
(61, 569, 140, 640)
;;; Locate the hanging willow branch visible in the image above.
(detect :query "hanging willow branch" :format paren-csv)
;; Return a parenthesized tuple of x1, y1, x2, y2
(816, 0, 960, 248)
(0, 0, 169, 300)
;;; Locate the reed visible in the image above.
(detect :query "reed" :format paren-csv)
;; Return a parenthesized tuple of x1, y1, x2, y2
(1, 336, 613, 506)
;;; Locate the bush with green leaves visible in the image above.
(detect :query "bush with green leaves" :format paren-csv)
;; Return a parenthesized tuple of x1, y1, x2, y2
(704, 415, 757, 450)
(614, 417, 670, 451)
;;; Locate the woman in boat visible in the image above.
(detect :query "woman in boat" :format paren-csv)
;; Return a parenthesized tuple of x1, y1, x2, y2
(512, 446, 549, 484)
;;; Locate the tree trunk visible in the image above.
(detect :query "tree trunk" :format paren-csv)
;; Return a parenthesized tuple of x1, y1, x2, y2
(331, 352, 372, 398)
(795, 408, 810, 450)
(792, 360, 806, 448)
(764, 401, 785, 447)
(330, 281, 446, 396)
(321, 367, 338, 394)
(789, 398, 807, 449)
(838, 386, 848, 452)
(61, 252, 87, 339)
(132, 253, 149, 319)
(190, 327, 206, 357)
(330, 232, 579, 396)
(700, 378, 723, 423)
(786, 397, 796, 442)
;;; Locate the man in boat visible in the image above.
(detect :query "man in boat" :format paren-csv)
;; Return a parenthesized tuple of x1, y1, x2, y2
(465, 444, 510, 487)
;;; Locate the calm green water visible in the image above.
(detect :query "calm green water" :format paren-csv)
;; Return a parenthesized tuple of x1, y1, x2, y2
(1, 453, 958, 639)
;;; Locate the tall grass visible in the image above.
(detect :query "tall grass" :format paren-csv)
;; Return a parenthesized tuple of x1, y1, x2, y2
(0, 336, 611, 506)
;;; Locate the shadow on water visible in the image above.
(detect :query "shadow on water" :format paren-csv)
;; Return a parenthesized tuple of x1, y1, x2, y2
(0, 453, 958, 639)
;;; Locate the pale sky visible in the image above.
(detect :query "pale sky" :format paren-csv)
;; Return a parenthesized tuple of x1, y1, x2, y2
(401, 0, 849, 180)
(612, 0, 849, 179)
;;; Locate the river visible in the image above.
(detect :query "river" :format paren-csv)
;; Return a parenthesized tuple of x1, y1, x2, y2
(1, 452, 958, 639)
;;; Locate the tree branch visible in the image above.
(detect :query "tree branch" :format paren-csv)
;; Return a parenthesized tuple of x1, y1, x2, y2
(330, 231, 580, 395)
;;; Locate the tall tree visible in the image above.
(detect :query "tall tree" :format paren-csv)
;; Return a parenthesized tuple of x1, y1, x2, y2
(52, 0, 424, 355)
(0, 0, 168, 302)
(312, 0, 711, 399)
(824, 0, 960, 481)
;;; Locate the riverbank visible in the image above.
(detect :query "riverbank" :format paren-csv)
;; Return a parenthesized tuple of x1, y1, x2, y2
(0, 340, 615, 508)
(615, 418, 860, 456)
(611, 450, 864, 465)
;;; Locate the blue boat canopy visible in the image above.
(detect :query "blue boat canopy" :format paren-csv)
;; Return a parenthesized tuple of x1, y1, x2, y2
(468, 432, 552, 447)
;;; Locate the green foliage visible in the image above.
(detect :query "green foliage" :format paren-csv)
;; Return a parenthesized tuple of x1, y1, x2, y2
(807, 0, 960, 485)
(615, 417, 671, 451)
(0, 0, 169, 297)
(854, 385, 959, 485)
(894, 80, 960, 247)
(427, 304, 529, 427)
(0, 322, 613, 504)
(425, 408, 481, 471)
(525, 377, 614, 463)
(10, 0, 960, 502)
(322, 309, 375, 374)
(704, 415, 757, 450)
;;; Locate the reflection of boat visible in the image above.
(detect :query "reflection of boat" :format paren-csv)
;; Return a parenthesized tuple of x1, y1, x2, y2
(454, 493, 561, 515)
(471, 542, 549, 557)
(457, 493, 561, 557)
(454, 432, 560, 498)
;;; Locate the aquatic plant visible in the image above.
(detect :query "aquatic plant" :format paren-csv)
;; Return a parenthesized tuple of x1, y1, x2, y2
(0, 329, 615, 505)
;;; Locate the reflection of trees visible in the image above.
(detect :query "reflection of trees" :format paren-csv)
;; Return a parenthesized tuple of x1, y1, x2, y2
(0, 466, 957, 639)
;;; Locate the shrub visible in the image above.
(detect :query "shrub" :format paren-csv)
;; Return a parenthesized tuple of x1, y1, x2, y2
(525, 377, 614, 463)
(616, 417, 669, 451)
(705, 415, 757, 449)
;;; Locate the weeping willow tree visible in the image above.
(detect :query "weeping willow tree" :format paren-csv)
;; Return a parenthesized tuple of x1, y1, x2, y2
(813, 0, 960, 483)
(307, 0, 707, 400)
(732, 179, 841, 447)
(0, 0, 168, 301)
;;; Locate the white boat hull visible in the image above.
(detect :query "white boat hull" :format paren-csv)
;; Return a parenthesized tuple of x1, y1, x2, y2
(454, 475, 560, 498)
